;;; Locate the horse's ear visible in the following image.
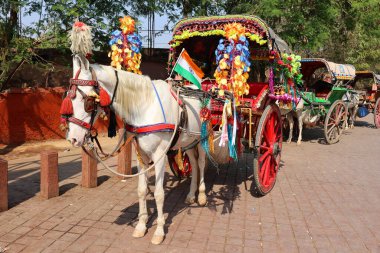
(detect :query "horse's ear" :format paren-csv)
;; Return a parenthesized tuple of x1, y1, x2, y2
(74, 54, 89, 70)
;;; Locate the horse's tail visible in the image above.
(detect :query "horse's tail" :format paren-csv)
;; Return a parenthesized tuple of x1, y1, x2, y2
(69, 20, 93, 56)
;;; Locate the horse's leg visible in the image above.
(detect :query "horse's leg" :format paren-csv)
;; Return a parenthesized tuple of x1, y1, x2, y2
(132, 160, 148, 238)
(351, 105, 358, 128)
(297, 111, 303, 145)
(185, 148, 199, 204)
(197, 144, 207, 206)
(345, 106, 351, 130)
(151, 150, 167, 245)
(287, 113, 294, 143)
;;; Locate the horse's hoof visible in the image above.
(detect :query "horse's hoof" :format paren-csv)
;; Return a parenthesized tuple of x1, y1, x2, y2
(132, 228, 146, 238)
(185, 196, 195, 204)
(286, 140, 292, 144)
(151, 234, 165, 245)
(198, 194, 207, 206)
(296, 141, 302, 146)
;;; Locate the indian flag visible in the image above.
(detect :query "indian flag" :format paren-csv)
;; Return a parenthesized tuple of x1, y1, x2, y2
(173, 49, 204, 89)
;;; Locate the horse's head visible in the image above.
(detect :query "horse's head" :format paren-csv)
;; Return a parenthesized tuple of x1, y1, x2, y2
(62, 54, 99, 147)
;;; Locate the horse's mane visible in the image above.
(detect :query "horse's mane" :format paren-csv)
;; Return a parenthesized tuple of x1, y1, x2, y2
(97, 65, 155, 121)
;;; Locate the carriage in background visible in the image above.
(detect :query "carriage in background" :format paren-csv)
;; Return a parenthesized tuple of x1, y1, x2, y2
(298, 58, 357, 144)
(348, 71, 380, 128)
(166, 15, 301, 196)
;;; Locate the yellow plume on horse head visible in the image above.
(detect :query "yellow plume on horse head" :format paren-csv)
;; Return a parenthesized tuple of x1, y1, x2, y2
(69, 20, 93, 57)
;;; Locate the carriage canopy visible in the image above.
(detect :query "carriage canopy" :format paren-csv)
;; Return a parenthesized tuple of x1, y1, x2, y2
(354, 71, 380, 84)
(169, 15, 291, 63)
(300, 58, 356, 82)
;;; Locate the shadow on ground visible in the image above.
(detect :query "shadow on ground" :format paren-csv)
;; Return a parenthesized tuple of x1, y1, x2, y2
(7, 154, 112, 208)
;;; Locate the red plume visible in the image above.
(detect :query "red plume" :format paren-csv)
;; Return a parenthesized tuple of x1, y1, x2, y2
(60, 96, 73, 115)
(99, 87, 111, 107)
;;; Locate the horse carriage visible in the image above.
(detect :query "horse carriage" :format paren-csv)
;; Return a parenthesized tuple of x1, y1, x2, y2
(295, 58, 357, 144)
(347, 71, 380, 128)
(164, 15, 303, 196)
(60, 16, 298, 244)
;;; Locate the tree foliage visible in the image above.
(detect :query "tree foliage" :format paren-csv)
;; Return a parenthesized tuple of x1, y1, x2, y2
(1, 0, 379, 90)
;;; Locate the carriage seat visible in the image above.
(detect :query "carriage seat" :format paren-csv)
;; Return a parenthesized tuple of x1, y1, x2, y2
(311, 80, 333, 98)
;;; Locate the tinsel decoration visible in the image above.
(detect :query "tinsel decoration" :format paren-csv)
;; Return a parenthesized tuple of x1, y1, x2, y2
(108, 16, 142, 74)
(200, 98, 214, 155)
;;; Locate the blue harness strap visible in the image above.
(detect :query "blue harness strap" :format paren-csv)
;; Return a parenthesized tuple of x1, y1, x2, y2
(151, 81, 167, 123)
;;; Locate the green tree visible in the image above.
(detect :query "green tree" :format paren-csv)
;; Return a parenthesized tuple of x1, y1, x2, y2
(0, 0, 130, 90)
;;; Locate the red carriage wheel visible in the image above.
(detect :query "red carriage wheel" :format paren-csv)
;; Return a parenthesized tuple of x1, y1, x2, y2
(324, 100, 347, 144)
(374, 97, 380, 128)
(167, 151, 192, 180)
(252, 104, 282, 196)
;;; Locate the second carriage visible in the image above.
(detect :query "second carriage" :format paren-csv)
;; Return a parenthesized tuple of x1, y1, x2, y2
(297, 58, 357, 144)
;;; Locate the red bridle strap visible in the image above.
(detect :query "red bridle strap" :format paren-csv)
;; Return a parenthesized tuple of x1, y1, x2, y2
(69, 78, 98, 86)
(125, 123, 175, 134)
(67, 117, 92, 130)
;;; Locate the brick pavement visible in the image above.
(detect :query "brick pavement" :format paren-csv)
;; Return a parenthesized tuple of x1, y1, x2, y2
(0, 116, 380, 253)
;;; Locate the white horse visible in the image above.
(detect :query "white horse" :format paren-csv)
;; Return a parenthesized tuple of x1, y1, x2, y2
(66, 54, 208, 244)
(343, 90, 360, 129)
(280, 99, 305, 145)
(284, 92, 359, 144)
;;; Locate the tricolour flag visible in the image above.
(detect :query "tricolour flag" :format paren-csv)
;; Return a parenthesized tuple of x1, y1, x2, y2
(173, 49, 204, 89)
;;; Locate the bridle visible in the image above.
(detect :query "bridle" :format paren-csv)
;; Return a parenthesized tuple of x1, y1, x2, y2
(61, 67, 100, 138)
(61, 65, 126, 160)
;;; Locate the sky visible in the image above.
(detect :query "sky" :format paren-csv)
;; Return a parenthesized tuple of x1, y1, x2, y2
(21, 8, 172, 49)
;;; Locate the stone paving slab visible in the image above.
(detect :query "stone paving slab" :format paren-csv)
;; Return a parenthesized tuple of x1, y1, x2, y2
(0, 116, 380, 253)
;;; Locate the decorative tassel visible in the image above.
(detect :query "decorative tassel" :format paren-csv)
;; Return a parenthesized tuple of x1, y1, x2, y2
(208, 121, 214, 153)
(135, 148, 145, 169)
(60, 96, 73, 115)
(108, 110, 117, 138)
(219, 101, 229, 147)
(228, 124, 237, 161)
(59, 117, 68, 131)
(200, 98, 214, 156)
(201, 121, 210, 154)
(174, 148, 184, 172)
(99, 87, 111, 107)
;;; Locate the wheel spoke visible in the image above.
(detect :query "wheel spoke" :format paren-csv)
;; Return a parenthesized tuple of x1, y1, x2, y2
(260, 158, 269, 182)
(262, 158, 270, 186)
(259, 150, 271, 163)
(327, 125, 335, 134)
(262, 130, 271, 147)
(328, 126, 336, 139)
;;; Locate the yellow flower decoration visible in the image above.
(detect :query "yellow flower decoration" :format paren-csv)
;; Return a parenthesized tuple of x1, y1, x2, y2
(109, 16, 142, 74)
(225, 23, 246, 42)
(119, 16, 135, 35)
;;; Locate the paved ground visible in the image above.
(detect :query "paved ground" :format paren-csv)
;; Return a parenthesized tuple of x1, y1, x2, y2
(0, 116, 379, 253)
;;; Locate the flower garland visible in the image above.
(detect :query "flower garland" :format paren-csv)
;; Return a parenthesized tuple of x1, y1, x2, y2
(170, 29, 267, 48)
(108, 16, 142, 74)
(214, 23, 251, 104)
(268, 53, 302, 106)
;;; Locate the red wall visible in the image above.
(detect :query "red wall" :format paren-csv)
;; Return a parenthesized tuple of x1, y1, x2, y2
(0, 88, 110, 145)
